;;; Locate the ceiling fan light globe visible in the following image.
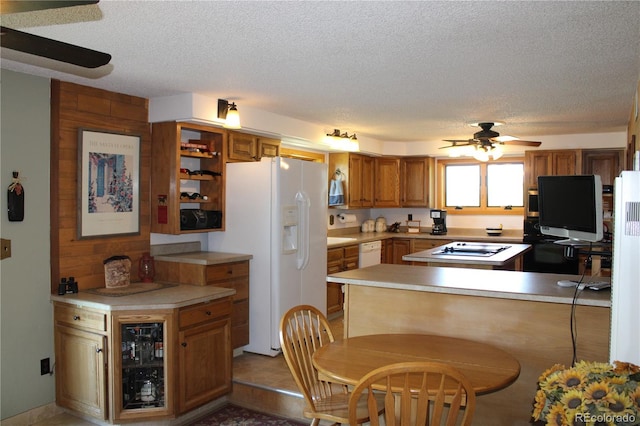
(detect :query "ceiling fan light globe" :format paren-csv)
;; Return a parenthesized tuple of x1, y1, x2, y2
(473, 148, 490, 162)
(491, 145, 504, 160)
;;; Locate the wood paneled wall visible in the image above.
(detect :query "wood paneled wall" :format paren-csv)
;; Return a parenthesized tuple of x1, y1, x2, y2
(50, 80, 151, 292)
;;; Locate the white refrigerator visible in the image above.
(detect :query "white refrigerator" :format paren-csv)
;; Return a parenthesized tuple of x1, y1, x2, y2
(208, 157, 328, 356)
(609, 170, 640, 365)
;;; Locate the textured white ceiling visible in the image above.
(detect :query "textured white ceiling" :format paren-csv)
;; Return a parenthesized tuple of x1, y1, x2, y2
(2, 0, 639, 147)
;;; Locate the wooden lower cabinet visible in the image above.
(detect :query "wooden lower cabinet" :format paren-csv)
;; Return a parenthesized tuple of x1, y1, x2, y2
(53, 298, 233, 423)
(410, 239, 453, 266)
(177, 299, 232, 413)
(326, 245, 359, 315)
(155, 259, 250, 349)
(54, 325, 107, 420)
(392, 239, 413, 265)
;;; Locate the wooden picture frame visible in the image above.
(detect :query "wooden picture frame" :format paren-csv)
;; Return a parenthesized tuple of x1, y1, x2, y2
(78, 129, 141, 239)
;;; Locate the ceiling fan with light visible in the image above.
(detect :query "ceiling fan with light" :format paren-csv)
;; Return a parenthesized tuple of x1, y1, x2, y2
(0, 0, 111, 68)
(441, 122, 542, 161)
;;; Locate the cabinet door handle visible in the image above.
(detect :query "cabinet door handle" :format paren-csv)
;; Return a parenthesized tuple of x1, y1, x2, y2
(181, 342, 187, 347)
(205, 311, 212, 316)
(96, 348, 102, 353)
(73, 315, 80, 320)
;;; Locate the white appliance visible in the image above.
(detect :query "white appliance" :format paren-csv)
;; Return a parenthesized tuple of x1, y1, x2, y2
(359, 241, 382, 268)
(610, 170, 640, 365)
(208, 157, 328, 356)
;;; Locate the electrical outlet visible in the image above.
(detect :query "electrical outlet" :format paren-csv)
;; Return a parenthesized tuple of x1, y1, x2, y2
(40, 358, 50, 375)
(1, 238, 11, 260)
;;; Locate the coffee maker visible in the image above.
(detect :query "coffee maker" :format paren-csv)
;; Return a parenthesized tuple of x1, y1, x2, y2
(430, 209, 447, 235)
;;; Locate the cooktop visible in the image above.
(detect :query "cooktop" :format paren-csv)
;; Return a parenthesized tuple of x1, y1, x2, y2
(432, 242, 512, 257)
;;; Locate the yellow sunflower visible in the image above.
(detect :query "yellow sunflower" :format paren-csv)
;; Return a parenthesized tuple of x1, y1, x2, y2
(575, 360, 613, 375)
(539, 363, 567, 382)
(606, 390, 636, 417)
(546, 403, 569, 426)
(558, 368, 588, 391)
(561, 389, 584, 410)
(532, 389, 548, 419)
(609, 374, 627, 386)
(582, 380, 615, 406)
(630, 387, 640, 408)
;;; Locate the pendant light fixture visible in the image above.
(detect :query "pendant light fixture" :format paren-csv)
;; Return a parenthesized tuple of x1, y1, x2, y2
(217, 99, 241, 129)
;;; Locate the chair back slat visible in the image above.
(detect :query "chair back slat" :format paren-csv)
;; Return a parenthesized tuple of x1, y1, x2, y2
(280, 305, 338, 409)
(348, 361, 476, 426)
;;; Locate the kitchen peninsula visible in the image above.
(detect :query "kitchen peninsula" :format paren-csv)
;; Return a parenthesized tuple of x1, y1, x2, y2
(328, 264, 611, 426)
(402, 241, 531, 270)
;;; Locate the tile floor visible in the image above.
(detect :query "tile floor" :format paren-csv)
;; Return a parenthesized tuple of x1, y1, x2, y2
(27, 315, 344, 425)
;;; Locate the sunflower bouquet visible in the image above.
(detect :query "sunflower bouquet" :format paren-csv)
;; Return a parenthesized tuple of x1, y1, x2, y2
(532, 360, 640, 426)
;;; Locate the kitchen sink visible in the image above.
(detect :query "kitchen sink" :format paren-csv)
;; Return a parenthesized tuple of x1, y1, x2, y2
(327, 237, 358, 244)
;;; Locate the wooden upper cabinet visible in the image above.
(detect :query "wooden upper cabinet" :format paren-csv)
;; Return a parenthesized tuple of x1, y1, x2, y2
(401, 157, 434, 207)
(227, 131, 280, 162)
(553, 151, 580, 176)
(359, 155, 375, 207)
(257, 137, 281, 158)
(227, 132, 256, 161)
(328, 153, 373, 208)
(151, 121, 226, 234)
(374, 157, 400, 207)
(582, 149, 624, 186)
(525, 149, 581, 188)
(328, 153, 432, 209)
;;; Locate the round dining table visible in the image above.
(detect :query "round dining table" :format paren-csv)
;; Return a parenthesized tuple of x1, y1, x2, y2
(312, 333, 520, 395)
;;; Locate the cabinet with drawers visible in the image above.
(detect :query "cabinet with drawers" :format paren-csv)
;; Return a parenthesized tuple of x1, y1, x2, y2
(327, 244, 359, 315)
(53, 294, 233, 423)
(54, 304, 109, 420)
(177, 298, 232, 413)
(154, 259, 250, 349)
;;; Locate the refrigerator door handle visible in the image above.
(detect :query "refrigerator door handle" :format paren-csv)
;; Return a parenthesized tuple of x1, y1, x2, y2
(295, 191, 310, 270)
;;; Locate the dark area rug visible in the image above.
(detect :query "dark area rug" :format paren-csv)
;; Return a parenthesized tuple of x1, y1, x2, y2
(189, 404, 308, 426)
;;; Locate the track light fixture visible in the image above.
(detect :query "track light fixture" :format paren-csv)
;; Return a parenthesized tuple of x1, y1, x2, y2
(325, 129, 359, 152)
(217, 99, 241, 129)
(326, 129, 358, 140)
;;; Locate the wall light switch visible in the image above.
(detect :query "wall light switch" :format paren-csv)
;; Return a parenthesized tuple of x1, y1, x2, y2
(1, 239, 11, 260)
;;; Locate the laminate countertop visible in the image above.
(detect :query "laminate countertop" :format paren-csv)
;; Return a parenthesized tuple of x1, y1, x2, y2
(327, 227, 524, 248)
(153, 251, 253, 265)
(50, 284, 235, 311)
(327, 264, 611, 308)
(402, 242, 531, 266)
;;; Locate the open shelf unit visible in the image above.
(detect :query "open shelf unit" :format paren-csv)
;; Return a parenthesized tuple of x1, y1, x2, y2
(151, 121, 226, 234)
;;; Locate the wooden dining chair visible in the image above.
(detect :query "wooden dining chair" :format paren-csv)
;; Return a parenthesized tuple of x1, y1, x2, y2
(348, 361, 476, 426)
(279, 305, 384, 425)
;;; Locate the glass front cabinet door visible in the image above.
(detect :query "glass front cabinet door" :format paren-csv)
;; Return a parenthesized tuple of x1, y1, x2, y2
(112, 311, 174, 421)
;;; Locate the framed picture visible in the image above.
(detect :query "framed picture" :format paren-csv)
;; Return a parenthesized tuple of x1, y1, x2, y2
(78, 129, 141, 239)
